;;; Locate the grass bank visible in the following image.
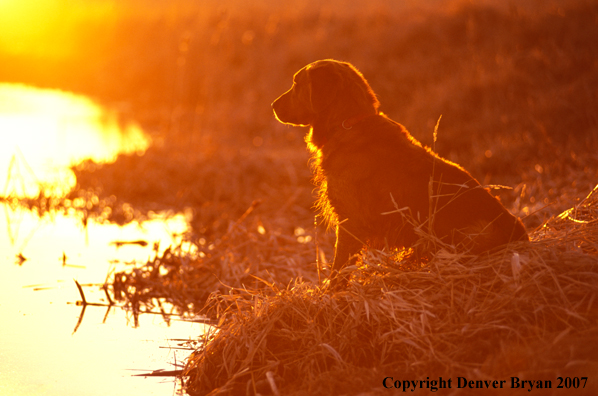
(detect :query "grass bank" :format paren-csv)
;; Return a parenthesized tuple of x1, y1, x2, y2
(2, 0, 597, 394)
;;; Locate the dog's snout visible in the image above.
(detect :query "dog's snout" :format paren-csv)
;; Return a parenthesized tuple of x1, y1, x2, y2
(271, 93, 284, 112)
(272, 76, 317, 127)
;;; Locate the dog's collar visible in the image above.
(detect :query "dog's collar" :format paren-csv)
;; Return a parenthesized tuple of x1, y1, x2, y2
(341, 113, 376, 130)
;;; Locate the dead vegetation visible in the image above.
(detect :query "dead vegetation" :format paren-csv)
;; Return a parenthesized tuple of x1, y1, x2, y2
(2, 0, 597, 395)
(181, 185, 598, 396)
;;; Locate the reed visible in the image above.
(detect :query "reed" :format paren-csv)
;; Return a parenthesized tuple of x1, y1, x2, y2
(182, 185, 598, 395)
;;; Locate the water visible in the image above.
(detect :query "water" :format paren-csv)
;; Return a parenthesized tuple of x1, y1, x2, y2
(0, 83, 149, 197)
(0, 83, 200, 395)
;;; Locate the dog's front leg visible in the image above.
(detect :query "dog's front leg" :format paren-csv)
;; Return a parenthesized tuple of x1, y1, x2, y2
(329, 223, 363, 288)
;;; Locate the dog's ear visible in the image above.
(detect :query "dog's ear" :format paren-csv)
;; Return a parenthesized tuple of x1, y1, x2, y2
(307, 63, 342, 112)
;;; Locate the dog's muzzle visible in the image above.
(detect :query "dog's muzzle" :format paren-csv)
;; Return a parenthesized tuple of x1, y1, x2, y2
(272, 90, 313, 126)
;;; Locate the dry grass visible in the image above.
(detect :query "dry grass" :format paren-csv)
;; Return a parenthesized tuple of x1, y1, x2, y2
(2, 0, 597, 395)
(50, 0, 597, 230)
(180, 185, 598, 395)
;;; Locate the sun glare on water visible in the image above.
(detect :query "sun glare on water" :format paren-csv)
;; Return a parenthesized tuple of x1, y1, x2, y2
(0, 83, 150, 197)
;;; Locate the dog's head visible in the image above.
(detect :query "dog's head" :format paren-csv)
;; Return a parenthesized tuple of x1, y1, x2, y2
(272, 59, 379, 127)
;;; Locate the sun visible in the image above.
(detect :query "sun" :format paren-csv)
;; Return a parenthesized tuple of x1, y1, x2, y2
(1, 0, 52, 55)
(0, 0, 81, 59)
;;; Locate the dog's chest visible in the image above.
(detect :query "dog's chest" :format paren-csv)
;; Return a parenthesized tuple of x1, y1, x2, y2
(318, 139, 386, 219)
(316, 127, 433, 222)
(319, 130, 400, 191)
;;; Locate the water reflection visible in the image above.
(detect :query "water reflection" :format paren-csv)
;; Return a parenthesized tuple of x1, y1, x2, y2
(0, 83, 149, 197)
(0, 84, 194, 396)
(0, 210, 199, 396)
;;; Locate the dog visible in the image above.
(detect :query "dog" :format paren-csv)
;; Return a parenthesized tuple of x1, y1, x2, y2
(272, 59, 528, 283)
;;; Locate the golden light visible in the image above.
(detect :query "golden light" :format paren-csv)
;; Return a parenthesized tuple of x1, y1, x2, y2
(1, 0, 67, 58)
(0, 0, 117, 59)
(0, 83, 149, 197)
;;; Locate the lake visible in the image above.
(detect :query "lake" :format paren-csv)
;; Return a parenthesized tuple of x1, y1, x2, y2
(0, 83, 201, 395)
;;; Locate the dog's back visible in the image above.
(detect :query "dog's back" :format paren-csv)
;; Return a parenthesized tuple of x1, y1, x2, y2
(317, 113, 528, 255)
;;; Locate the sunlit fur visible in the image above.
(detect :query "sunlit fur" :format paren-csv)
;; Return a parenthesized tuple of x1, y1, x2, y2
(276, 60, 380, 227)
(272, 59, 529, 282)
